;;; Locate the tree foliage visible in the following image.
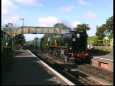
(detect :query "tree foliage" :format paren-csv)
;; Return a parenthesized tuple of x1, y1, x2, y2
(96, 16, 113, 39)
(96, 25, 106, 40)
(74, 24, 90, 32)
(14, 34, 25, 46)
(88, 36, 99, 46)
(105, 16, 113, 38)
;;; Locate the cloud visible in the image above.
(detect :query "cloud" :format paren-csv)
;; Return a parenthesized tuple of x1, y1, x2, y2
(61, 5, 74, 13)
(78, 0, 87, 5)
(2, 0, 43, 25)
(14, 0, 42, 6)
(38, 17, 81, 29)
(71, 21, 81, 28)
(2, 0, 43, 16)
(83, 11, 97, 19)
(38, 16, 62, 27)
(2, 0, 17, 16)
(87, 24, 96, 36)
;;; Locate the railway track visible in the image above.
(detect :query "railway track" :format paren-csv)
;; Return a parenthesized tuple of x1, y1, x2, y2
(62, 64, 101, 85)
(31, 50, 106, 85)
(62, 68, 99, 85)
(78, 64, 113, 83)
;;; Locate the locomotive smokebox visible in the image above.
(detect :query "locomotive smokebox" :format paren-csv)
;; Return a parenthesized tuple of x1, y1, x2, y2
(63, 31, 88, 53)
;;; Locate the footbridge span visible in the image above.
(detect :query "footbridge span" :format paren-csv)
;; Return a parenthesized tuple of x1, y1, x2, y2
(2, 26, 69, 37)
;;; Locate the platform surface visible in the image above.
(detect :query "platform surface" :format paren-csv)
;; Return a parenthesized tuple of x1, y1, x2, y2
(1, 50, 60, 85)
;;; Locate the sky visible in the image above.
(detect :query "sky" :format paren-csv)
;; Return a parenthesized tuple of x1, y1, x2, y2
(24, 34, 44, 41)
(2, 0, 113, 40)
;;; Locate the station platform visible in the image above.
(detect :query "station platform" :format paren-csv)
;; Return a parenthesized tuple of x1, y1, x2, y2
(1, 50, 62, 85)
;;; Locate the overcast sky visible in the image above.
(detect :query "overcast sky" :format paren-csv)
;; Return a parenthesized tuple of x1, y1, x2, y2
(2, 0, 113, 37)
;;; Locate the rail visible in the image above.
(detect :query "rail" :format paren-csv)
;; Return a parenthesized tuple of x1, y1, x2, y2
(32, 50, 104, 85)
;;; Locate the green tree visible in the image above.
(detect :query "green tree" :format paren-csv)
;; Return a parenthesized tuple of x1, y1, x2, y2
(14, 34, 25, 46)
(74, 24, 90, 32)
(104, 16, 113, 38)
(96, 16, 113, 45)
(96, 16, 113, 39)
(96, 25, 106, 40)
(88, 36, 99, 46)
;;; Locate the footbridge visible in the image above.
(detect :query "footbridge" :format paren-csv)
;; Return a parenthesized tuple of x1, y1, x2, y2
(2, 26, 69, 37)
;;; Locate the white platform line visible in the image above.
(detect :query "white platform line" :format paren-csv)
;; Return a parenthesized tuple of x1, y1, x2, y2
(37, 60, 75, 85)
(27, 50, 37, 57)
(27, 50, 75, 85)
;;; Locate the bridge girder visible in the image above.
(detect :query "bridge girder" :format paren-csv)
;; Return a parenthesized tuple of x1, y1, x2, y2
(2, 26, 69, 37)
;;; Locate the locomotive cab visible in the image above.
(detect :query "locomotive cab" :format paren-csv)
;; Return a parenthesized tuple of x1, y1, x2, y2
(63, 30, 92, 63)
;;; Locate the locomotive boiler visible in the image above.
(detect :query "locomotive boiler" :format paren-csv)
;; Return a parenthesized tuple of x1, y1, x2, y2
(63, 30, 92, 63)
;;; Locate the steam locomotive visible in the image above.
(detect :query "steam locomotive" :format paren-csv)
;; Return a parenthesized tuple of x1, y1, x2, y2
(63, 30, 92, 63)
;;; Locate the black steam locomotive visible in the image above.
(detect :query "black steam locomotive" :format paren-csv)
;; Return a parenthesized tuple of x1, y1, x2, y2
(63, 30, 92, 63)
